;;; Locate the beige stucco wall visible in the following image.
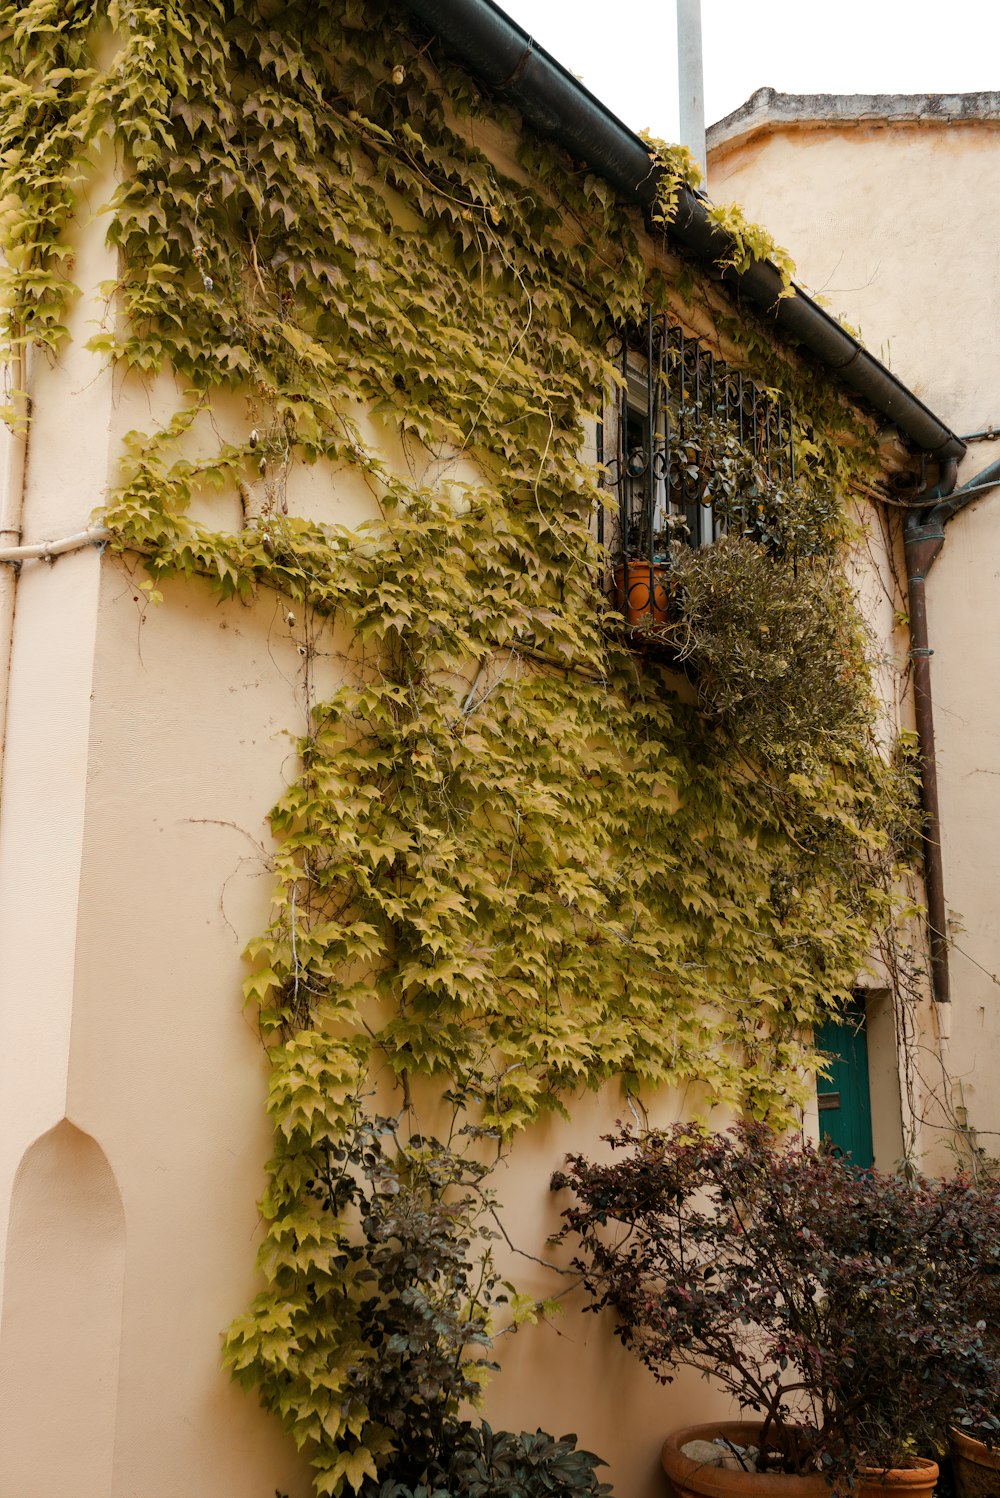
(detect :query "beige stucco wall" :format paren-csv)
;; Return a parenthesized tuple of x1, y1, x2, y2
(0, 556, 742, 1498)
(0, 158, 120, 1496)
(709, 116, 1000, 1168)
(0, 87, 928, 1498)
(0, 152, 750, 1498)
(710, 121, 1000, 432)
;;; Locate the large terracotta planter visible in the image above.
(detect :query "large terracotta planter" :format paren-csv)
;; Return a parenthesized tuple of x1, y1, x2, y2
(950, 1426, 1000, 1498)
(662, 1423, 938, 1498)
(613, 560, 672, 628)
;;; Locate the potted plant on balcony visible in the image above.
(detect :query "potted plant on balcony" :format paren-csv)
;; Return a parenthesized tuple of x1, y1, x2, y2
(614, 506, 682, 630)
(551, 1122, 1000, 1498)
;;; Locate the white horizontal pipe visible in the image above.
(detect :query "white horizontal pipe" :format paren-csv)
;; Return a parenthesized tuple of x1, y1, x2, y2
(0, 525, 111, 564)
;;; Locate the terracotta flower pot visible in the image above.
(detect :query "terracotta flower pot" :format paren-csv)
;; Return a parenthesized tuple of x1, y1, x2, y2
(950, 1426, 1000, 1498)
(613, 560, 671, 628)
(661, 1422, 938, 1498)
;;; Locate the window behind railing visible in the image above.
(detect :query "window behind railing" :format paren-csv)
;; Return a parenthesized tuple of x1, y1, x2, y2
(597, 308, 797, 625)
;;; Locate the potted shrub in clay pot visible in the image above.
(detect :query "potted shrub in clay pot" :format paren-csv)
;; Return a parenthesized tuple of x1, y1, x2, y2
(613, 506, 686, 632)
(940, 1171, 1000, 1498)
(949, 1423, 1000, 1498)
(613, 556, 673, 629)
(551, 1123, 1000, 1497)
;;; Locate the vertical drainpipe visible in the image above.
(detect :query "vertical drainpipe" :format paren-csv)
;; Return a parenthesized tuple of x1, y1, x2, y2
(903, 458, 957, 1013)
(0, 357, 30, 816)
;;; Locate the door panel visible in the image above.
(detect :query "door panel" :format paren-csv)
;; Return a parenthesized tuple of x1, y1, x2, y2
(815, 1006, 874, 1168)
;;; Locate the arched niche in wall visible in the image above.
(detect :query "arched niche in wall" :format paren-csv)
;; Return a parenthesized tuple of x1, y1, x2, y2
(0, 1119, 126, 1498)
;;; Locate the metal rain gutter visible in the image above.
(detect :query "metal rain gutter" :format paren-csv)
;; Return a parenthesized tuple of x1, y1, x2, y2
(931, 452, 1000, 525)
(399, 0, 966, 462)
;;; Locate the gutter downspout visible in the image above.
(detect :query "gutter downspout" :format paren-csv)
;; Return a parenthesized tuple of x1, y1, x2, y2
(904, 460, 956, 1010)
(0, 346, 30, 814)
(399, 0, 964, 461)
(903, 451, 1000, 1010)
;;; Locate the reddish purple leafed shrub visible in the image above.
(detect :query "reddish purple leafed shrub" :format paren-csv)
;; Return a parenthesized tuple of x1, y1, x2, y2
(551, 1123, 1000, 1485)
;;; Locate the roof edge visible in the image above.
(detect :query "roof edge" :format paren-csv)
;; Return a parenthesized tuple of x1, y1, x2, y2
(708, 86, 1000, 154)
(398, 0, 965, 461)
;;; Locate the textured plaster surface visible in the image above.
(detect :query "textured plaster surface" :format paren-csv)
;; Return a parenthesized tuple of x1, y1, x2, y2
(74, 565, 325, 1496)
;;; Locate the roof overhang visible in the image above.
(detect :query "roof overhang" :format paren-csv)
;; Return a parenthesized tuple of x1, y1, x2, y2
(398, 0, 965, 463)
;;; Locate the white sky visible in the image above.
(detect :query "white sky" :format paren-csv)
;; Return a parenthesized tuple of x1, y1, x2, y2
(499, 1, 1000, 147)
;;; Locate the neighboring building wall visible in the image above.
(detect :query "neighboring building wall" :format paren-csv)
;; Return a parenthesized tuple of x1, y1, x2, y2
(708, 95, 1000, 433)
(709, 94, 1000, 1169)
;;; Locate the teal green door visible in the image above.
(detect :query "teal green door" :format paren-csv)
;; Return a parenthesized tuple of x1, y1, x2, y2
(815, 1005, 874, 1167)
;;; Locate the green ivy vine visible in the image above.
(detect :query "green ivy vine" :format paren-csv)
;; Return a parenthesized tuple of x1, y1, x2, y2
(0, 2, 917, 1493)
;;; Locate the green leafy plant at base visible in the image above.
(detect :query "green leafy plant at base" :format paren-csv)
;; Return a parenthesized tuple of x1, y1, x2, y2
(410, 1423, 612, 1498)
(226, 1106, 505, 1494)
(229, 1103, 611, 1497)
(0, 1, 921, 1493)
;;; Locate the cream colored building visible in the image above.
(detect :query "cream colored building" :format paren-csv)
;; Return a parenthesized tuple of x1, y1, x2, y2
(0, 17, 977, 1498)
(708, 89, 1000, 1172)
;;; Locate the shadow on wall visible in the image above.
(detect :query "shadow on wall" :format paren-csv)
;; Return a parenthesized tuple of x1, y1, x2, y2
(0, 1120, 125, 1498)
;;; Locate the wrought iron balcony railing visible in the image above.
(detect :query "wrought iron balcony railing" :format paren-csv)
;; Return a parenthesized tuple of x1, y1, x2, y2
(598, 308, 796, 628)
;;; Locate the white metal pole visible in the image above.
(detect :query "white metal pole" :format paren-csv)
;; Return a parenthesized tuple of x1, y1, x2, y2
(676, 0, 707, 185)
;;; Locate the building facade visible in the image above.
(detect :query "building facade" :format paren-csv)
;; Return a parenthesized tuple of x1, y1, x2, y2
(0, 13, 972, 1498)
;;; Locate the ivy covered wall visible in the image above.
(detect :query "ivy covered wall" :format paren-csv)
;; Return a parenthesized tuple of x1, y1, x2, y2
(0, 2, 922, 1495)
